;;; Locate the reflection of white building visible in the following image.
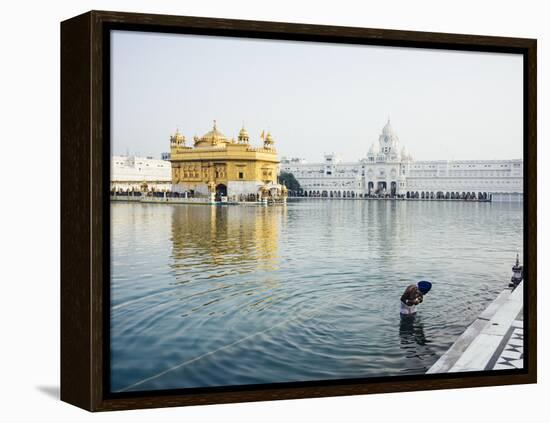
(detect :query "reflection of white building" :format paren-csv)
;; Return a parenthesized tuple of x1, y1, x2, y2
(111, 155, 172, 192)
(281, 120, 523, 201)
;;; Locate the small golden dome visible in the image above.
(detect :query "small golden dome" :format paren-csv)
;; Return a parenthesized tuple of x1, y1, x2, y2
(170, 128, 186, 145)
(264, 132, 274, 145)
(238, 125, 250, 143)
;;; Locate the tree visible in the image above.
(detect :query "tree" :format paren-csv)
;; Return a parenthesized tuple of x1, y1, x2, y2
(278, 171, 301, 193)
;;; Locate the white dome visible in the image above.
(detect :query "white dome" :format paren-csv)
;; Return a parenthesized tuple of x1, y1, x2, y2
(382, 119, 394, 136)
(378, 118, 400, 156)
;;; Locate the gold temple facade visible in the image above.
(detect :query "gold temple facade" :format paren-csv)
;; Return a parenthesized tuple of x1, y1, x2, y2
(169, 121, 286, 201)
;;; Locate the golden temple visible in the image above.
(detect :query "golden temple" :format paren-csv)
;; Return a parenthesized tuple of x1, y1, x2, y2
(169, 121, 286, 201)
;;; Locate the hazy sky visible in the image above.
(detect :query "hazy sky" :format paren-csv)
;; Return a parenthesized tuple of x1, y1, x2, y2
(111, 30, 523, 162)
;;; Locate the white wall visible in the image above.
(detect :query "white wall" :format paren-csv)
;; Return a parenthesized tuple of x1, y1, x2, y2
(111, 155, 172, 182)
(1, 1, 546, 423)
(172, 182, 210, 196)
(227, 180, 262, 198)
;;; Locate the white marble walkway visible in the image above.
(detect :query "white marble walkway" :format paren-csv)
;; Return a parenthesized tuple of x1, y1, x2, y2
(427, 282, 524, 373)
(491, 316, 523, 370)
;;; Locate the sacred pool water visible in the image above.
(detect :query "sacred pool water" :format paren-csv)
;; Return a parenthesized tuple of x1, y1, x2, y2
(110, 199, 523, 392)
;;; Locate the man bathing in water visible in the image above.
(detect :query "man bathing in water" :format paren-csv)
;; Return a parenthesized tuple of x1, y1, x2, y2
(400, 284, 424, 316)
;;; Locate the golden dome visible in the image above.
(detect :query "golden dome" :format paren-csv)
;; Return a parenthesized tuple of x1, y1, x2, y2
(195, 120, 228, 146)
(264, 131, 274, 146)
(238, 125, 249, 143)
(170, 128, 186, 145)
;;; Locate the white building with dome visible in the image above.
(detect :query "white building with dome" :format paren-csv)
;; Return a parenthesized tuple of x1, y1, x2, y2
(281, 119, 523, 201)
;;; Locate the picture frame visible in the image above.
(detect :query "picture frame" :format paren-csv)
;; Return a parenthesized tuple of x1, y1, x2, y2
(60, 10, 537, 411)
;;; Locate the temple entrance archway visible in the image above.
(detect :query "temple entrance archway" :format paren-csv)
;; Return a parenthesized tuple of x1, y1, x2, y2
(215, 184, 227, 200)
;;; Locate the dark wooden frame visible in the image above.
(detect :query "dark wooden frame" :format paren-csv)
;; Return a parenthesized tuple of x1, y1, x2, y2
(61, 10, 537, 412)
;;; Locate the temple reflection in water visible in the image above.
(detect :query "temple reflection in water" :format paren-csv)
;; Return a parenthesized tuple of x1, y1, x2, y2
(170, 205, 284, 278)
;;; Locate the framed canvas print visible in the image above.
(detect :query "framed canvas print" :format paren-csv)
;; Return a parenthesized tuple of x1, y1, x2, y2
(60, 10, 536, 411)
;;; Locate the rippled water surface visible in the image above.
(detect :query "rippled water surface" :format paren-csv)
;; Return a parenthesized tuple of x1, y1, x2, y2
(110, 199, 523, 392)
